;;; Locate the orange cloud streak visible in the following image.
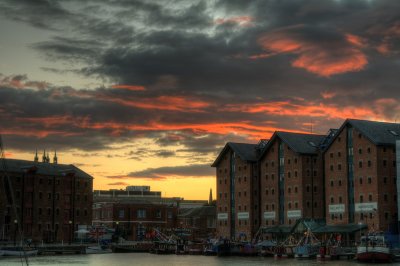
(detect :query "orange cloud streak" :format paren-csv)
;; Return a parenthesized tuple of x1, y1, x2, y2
(257, 27, 368, 76)
(111, 84, 146, 91)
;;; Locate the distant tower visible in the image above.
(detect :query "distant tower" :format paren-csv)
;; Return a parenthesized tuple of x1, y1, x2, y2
(34, 149, 38, 162)
(42, 149, 46, 163)
(53, 150, 58, 164)
(46, 152, 50, 163)
(209, 188, 213, 205)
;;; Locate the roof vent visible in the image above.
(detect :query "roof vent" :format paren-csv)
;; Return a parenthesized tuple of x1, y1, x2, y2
(389, 130, 399, 136)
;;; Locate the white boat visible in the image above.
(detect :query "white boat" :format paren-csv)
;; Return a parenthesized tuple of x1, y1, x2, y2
(85, 245, 112, 254)
(1, 247, 38, 256)
(356, 233, 391, 263)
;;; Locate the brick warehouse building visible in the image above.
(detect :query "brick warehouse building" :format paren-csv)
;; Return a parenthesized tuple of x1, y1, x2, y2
(211, 141, 266, 240)
(324, 119, 400, 232)
(259, 132, 326, 228)
(0, 157, 93, 243)
(213, 118, 400, 240)
(92, 201, 177, 241)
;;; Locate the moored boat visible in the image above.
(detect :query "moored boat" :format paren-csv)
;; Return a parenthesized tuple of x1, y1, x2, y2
(86, 245, 112, 254)
(1, 247, 38, 256)
(256, 240, 277, 257)
(356, 233, 392, 263)
(294, 230, 321, 259)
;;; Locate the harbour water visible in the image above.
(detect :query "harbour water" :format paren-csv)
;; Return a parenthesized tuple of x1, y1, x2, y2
(1, 253, 399, 266)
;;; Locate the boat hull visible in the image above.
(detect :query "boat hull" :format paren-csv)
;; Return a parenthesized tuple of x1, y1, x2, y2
(356, 247, 391, 263)
(2, 249, 38, 256)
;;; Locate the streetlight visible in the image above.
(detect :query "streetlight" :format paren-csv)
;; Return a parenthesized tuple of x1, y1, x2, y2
(13, 220, 18, 246)
(68, 221, 72, 245)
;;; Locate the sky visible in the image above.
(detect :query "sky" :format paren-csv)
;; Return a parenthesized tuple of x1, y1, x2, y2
(0, 0, 400, 200)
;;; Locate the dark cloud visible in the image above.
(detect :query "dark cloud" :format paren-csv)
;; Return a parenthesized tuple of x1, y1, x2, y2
(126, 164, 214, 179)
(1, 0, 400, 169)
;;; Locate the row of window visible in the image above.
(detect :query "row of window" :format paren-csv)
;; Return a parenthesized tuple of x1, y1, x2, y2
(15, 191, 89, 202)
(14, 177, 89, 188)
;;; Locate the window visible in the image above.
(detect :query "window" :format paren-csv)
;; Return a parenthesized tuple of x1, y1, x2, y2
(294, 158, 298, 164)
(294, 171, 298, 177)
(338, 151, 341, 157)
(313, 186, 317, 192)
(271, 189, 275, 195)
(339, 196, 342, 203)
(359, 161, 363, 168)
(330, 197, 334, 203)
(306, 186, 310, 192)
(330, 180, 334, 187)
(288, 187, 291, 194)
(330, 153, 333, 158)
(295, 202, 298, 208)
(359, 177, 363, 185)
(288, 202, 292, 209)
(76, 209, 80, 217)
(384, 194, 388, 202)
(358, 148, 362, 154)
(265, 189, 268, 195)
(314, 202, 317, 208)
(367, 147, 371, 153)
(288, 159, 291, 164)
(383, 160, 387, 167)
(338, 180, 342, 186)
(294, 187, 298, 193)
(272, 204, 275, 210)
(48, 179, 52, 185)
(360, 195, 364, 203)
(137, 209, 146, 218)
(368, 161, 371, 167)
(47, 193, 52, 200)
(369, 194, 373, 202)
(338, 164, 342, 170)
(288, 172, 291, 178)
(383, 147, 387, 152)
(368, 177, 372, 184)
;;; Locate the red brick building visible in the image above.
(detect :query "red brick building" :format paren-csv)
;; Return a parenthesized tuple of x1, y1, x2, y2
(92, 201, 177, 241)
(324, 119, 400, 231)
(0, 157, 93, 243)
(177, 205, 216, 240)
(259, 132, 326, 228)
(212, 141, 265, 240)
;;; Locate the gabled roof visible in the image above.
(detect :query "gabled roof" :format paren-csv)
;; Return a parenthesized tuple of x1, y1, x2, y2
(259, 131, 325, 159)
(211, 142, 258, 167)
(324, 119, 400, 151)
(0, 158, 93, 179)
(290, 218, 325, 234)
(347, 119, 400, 146)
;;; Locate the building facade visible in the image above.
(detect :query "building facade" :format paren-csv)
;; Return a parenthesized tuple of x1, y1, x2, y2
(324, 119, 400, 231)
(0, 158, 93, 243)
(92, 201, 177, 241)
(212, 142, 264, 240)
(259, 132, 326, 228)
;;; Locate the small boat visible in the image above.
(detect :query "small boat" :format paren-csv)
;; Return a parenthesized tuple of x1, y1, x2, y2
(203, 240, 218, 256)
(86, 245, 112, 254)
(235, 242, 258, 256)
(150, 241, 176, 255)
(216, 239, 231, 256)
(1, 247, 38, 256)
(356, 233, 392, 263)
(294, 230, 321, 259)
(275, 235, 297, 258)
(256, 240, 277, 257)
(187, 242, 203, 255)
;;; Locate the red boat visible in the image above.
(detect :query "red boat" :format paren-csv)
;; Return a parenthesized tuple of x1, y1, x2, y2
(356, 233, 392, 263)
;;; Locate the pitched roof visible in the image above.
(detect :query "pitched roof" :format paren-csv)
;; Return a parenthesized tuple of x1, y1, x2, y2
(211, 142, 258, 167)
(347, 119, 400, 146)
(260, 131, 325, 159)
(0, 158, 93, 179)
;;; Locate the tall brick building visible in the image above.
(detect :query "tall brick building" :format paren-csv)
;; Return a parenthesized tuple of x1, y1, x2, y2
(0, 157, 93, 243)
(324, 119, 400, 231)
(259, 132, 326, 228)
(211, 141, 265, 240)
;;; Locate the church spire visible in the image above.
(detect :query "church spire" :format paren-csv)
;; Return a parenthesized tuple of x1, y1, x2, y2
(53, 150, 58, 164)
(42, 149, 46, 163)
(34, 149, 38, 162)
(209, 188, 213, 205)
(46, 152, 50, 163)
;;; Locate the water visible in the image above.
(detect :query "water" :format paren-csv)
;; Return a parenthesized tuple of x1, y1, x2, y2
(0, 253, 397, 266)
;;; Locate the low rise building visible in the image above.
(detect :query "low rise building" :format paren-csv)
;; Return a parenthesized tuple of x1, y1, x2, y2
(0, 156, 93, 243)
(92, 201, 177, 241)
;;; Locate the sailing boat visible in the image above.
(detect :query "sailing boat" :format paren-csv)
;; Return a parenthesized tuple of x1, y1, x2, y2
(294, 229, 321, 258)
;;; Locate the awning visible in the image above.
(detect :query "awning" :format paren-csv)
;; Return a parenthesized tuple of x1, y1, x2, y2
(313, 223, 368, 234)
